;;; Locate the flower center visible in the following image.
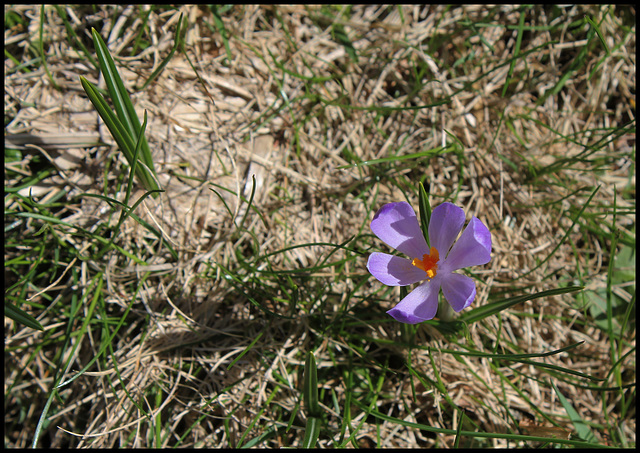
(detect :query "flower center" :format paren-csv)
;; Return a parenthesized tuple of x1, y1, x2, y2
(412, 246, 439, 279)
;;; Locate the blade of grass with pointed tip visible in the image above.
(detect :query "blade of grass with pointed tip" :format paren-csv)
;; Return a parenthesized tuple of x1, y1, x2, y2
(337, 144, 456, 169)
(519, 185, 600, 278)
(502, 9, 525, 97)
(585, 14, 611, 56)
(536, 17, 595, 106)
(80, 76, 157, 192)
(551, 381, 597, 443)
(304, 352, 320, 416)
(91, 28, 145, 150)
(351, 398, 605, 448)
(302, 351, 321, 447)
(137, 13, 185, 91)
(210, 5, 233, 62)
(227, 330, 264, 370)
(39, 6, 60, 90)
(53, 6, 98, 70)
(418, 182, 432, 247)
(5, 302, 44, 331)
(33, 274, 104, 448)
(90, 28, 159, 192)
(332, 22, 358, 63)
(458, 286, 584, 324)
(124, 109, 147, 205)
(79, 78, 134, 155)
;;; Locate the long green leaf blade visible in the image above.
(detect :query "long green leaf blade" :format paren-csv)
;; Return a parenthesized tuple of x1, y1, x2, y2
(91, 29, 141, 141)
(304, 352, 320, 416)
(302, 416, 321, 448)
(5, 302, 44, 331)
(551, 381, 597, 442)
(137, 13, 185, 91)
(90, 28, 158, 189)
(80, 76, 155, 189)
(302, 351, 321, 447)
(80, 76, 136, 160)
(459, 286, 584, 324)
(418, 182, 432, 247)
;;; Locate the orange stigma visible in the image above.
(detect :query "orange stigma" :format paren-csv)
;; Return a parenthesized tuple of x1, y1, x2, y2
(412, 247, 439, 279)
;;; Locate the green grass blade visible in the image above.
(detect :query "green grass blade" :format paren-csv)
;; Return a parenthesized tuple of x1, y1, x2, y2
(38, 6, 60, 90)
(331, 22, 358, 63)
(237, 384, 281, 447)
(551, 381, 597, 442)
(53, 6, 99, 70)
(459, 286, 584, 324)
(238, 175, 256, 232)
(227, 330, 264, 370)
(304, 352, 320, 416)
(32, 274, 104, 447)
(82, 110, 175, 260)
(91, 27, 141, 143)
(5, 302, 44, 331)
(302, 416, 322, 448)
(302, 351, 321, 447)
(337, 145, 457, 169)
(536, 16, 595, 106)
(502, 9, 526, 97)
(210, 5, 233, 63)
(79, 75, 135, 155)
(56, 272, 150, 390)
(78, 191, 176, 260)
(585, 14, 611, 56)
(137, 13, 185, 91)
(90, 28, 158, 187)
(80, 76, 158, 193)
(11, 209, 149, 264)
(418, 182, 432, 247)
(519, 185, 600, 278)
(124, 109, 147, 205)
(352, 398, 606, 448)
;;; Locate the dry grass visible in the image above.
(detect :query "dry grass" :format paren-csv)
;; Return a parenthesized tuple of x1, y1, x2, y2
(5, 4, 635, 448)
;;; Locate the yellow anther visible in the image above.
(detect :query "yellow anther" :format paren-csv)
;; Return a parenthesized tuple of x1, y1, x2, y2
(412, 247, 439, 279)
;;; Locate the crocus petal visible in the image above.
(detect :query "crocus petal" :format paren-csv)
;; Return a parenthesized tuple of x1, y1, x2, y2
(386, 279, 441, 324)
(428, 202, 465, 257)
(367, 252, 427, 286)
(440, 272, 477, 312)
(370, 202, 430, 259)
(440, 217, 492, 273)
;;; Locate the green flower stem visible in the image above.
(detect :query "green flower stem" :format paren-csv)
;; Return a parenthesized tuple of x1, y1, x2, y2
(438, 300, 455, 322)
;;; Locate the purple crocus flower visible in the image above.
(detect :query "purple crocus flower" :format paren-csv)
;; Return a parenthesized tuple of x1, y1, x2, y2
(367, 201, 491, 324)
